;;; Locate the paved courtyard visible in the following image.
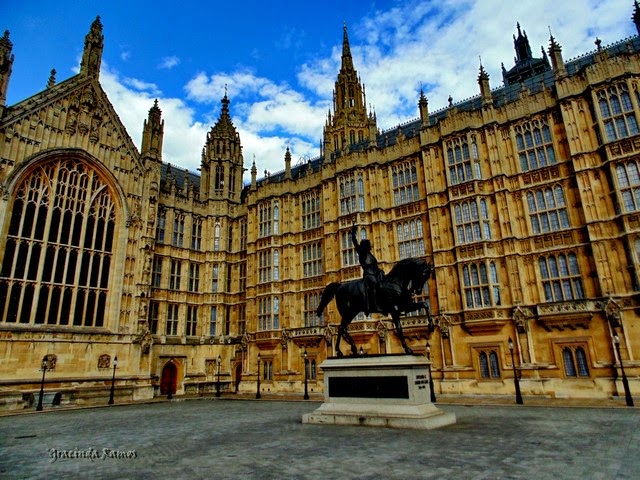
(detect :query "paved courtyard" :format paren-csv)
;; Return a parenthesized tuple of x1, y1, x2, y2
(0, 398, 638, 479)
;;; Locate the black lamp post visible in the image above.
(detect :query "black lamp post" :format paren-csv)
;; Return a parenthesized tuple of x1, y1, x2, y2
(303, 350, 309, 400)
(36, 357, 48, 411)
(426, 342, 436, 403)
(108, 356, 118, 405)
(216, 354, 222, 398)
(508, 337, 523, 405)
(256, 353, 261, 399)
(613, 334, 634, 407)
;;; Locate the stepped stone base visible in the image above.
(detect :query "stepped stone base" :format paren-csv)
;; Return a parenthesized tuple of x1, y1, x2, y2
(302, 354, 456, 430)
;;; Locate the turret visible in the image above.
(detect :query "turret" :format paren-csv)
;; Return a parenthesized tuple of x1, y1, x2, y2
(0, 30, 14, 116)
(250, 158, 257, 191)
(478, 61, 493, 107)
(284, 146, 292, 180)
(141, 99, 164, 162)
(548, 33, 567, 80)
(418, 89, 429, 127)
(201, 93, 244, 202)
(80, 17, 103, 78)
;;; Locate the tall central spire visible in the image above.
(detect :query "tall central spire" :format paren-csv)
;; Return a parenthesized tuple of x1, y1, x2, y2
(323, 23, 377, 158)
(341, 22, 354, 71)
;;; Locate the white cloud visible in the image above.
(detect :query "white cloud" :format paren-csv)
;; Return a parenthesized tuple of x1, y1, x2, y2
(99, 0, 635, 184)
(158, 56, 180, 70)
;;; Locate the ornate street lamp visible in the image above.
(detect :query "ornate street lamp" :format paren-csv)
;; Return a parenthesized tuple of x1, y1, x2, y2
(108, 356, 118, 405)
(426, 342, 436, 403)
(256, 353, 261, 399)
(216, 354, 222, 398)
(303, 350, 309, 400)
(508, 337, 523, 405)
(36, 357, 48, 411)
(613, 334, 634, 407)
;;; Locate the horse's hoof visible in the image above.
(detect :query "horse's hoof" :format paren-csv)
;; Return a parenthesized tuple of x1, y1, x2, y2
(336, 351, 344, 358)
(405, 347, 413, 354)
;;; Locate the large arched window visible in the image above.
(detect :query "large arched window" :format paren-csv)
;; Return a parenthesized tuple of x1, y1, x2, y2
(0, 158, 117, 327)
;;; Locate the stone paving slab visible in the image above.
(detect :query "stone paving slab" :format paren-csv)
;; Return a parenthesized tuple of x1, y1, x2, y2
(0, 398, 638, 479)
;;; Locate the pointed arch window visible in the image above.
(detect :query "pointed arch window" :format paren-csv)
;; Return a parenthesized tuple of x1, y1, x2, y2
(339, 173, 365, 215)
(616, 161, 640, 212)
(562, 345, 590, 377)
(598, 83, 639, 141)
(462, 261, 500, 308)
(478, 349, 501, 379)
(454, 198, 491, 244)
(515, 118, 556, 172)
(0, 159, 116, 327)
(539, 253, 584, 302)
(392, 161, 420, 206)
(526, 185, 570, 233)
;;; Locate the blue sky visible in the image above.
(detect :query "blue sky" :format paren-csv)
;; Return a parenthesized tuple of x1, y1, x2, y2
(3, 0, 637, 181)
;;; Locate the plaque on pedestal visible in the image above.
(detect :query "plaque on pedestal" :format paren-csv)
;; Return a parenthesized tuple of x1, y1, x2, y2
(302, 354, 456, 429)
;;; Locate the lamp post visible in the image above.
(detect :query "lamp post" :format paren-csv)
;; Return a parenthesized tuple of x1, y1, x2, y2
(256, 353, 261, 399)
(508, 337, 523, 405)
(108, 356, 118, 405)
(426, 342, 436, 403)
(216, 354, 222, 398)
(613, 334, 634, 407)
(303, 350, 309, 400)
(36, 357, 48, 411)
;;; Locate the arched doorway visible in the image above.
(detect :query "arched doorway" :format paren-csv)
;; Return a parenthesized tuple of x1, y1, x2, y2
(234, 363, 242, 393)
(160, 362, 177, 396)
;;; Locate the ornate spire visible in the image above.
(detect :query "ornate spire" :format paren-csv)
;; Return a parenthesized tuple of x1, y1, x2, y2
(634, 0, 640, 35)
(141, 99, 164, 161)
(80, 16, 104, 78)
(341, 22, 354, 72)
(47, 69, 56, 88)
(0, 30, 14, 109)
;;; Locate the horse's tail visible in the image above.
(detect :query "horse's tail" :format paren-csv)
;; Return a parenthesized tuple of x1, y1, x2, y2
(316, 282, 341, 316)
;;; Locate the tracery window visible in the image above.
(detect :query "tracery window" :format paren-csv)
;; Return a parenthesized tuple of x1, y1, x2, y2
(539, 253, 584, 302)
(446, 136, 480, 185)
(304, 292, 322, 327)
(166, 303, 179, 336)
(478, 350, 501, 379)
(0, 159, 116, 327)
(258, 251, 273, 283)
(616, 161, 640, 212)
(188, 263, 200, 292)
(209, 306, 217, 336)
(258, 296, 279, 331)
(173, 214, 184, 247)
(562, 345, 590, 377)
(392, 162, 420, 206)
(148, 301, 159, 334)
(302, 192, 321, 230)
(303, 242, 323, 277)
(598, 83, 639, 141)
(191, 217, 202, 250)
(396, 219, 425, 259)
(156, 208, 166, 243)
(339, 173, 365, 215)
(526, 185, 570, 233)
(341, 228, 366, 267)
(214, 222, 221, 251)
(258, 203, 272, 237)
(186, 305, 198, 336)
(170, 260, 181, 290)
(211, 264, 219, 292)
(152, 257, 162, 288)
(454, 199, 491, 244)
(462, 262, 500, 308)
(515, 118, 556, 171)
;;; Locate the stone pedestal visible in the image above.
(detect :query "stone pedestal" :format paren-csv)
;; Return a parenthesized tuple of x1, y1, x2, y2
(302, 354, 456, 429)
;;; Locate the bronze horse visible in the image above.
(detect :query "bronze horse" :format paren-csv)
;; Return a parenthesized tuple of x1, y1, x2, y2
(316, 257, 433, 356)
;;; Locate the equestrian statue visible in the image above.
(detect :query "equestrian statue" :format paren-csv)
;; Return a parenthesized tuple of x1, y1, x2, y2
(316, 225, 434, 357)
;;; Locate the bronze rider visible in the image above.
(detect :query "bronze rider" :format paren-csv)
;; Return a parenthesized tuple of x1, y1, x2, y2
(350, 226, 384, 315)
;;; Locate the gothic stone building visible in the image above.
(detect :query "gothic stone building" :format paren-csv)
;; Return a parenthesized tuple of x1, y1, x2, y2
(1, 6, 640, 409)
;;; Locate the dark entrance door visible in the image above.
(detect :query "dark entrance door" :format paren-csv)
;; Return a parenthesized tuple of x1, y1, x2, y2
(160, 362, 177, 395)
(235, 364, 242, 392)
